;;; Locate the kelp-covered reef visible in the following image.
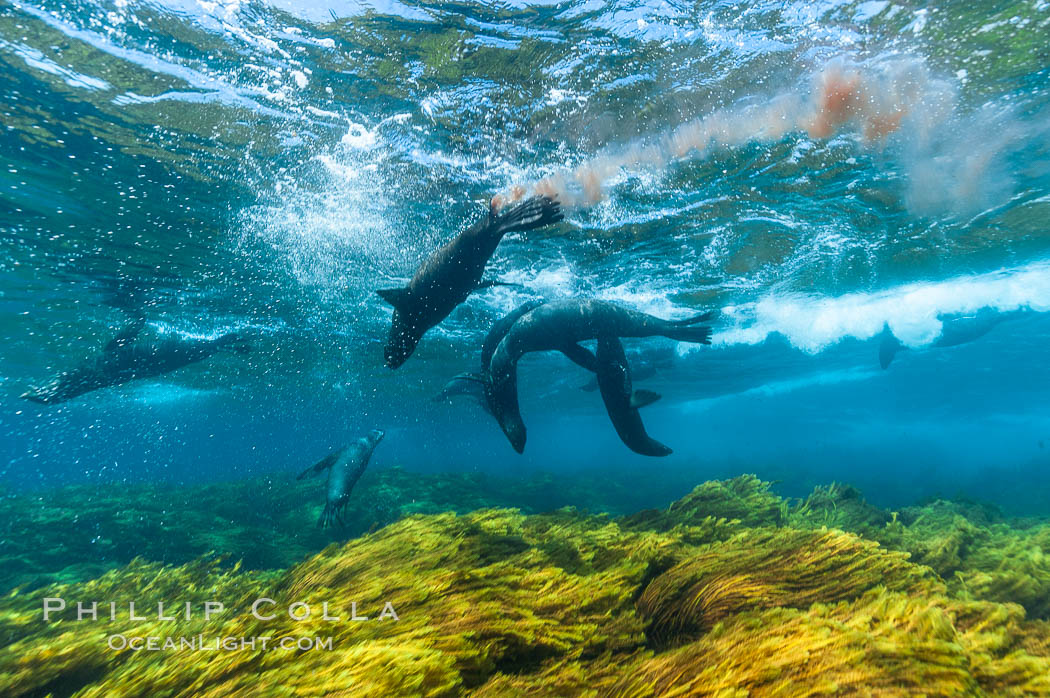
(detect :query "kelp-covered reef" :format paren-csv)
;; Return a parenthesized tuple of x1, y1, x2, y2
(1, 474, 1049, 696)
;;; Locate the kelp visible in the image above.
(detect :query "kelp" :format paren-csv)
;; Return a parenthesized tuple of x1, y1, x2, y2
(0, 474, 1047, 696)
(636, 528, 934, 646)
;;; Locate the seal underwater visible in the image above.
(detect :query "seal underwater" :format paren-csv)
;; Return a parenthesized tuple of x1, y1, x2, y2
(21, 320, 250, 405)
(594, 336, 671, 456)
(486, 299, 715, 453)
(296, 429, 385, 529)
(377, 196, 563, 368)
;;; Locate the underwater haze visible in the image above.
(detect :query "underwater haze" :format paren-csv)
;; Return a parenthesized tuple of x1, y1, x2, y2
(3, 0, 1050, 510)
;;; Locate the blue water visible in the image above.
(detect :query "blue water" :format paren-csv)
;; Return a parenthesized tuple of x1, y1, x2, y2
(2, 0, 1050, 515)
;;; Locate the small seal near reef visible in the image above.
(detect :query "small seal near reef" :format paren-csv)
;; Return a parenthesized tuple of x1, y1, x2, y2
(21, 319, 250, 405)
(486, 299, 715, 453)
(296, 429, 385, 529)
(377, 196, 563, 369)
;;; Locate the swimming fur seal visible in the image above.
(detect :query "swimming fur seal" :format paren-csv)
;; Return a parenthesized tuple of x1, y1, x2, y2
(296, 429, 385, 529)
(594, 336, 671, 456)
(878, 308, 1008, 369)
(21, 320, 250, 404)
(434, 299, 598, 412)
(486, 299, 715, 453)
(377, 196, 563, 368)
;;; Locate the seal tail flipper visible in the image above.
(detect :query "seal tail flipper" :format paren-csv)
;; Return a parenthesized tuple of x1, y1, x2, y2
(494, 196, 564, 234)
(668, 310, 718, 326)
(630, 389, 661, 409)
(662, 324, 713, 345)
(879, 332, 903, 369)
(20, 388, 49, 404)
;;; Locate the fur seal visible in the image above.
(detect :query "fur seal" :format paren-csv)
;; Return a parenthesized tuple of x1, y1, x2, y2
(21, 320, 250, 404)
(296, 429, 385, 529)
(435, 299, 598, 412)
(377, 196, 563, 368)
(594, 336, 671, 456)
(878, 309, 1007, 369)
(486, 299, 714, 453)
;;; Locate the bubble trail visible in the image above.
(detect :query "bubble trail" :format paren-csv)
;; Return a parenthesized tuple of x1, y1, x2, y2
(492, 56, 956, 212)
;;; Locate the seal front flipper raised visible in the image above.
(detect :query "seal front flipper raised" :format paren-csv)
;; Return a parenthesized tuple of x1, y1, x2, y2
(376, 287, 412, 309)
(296, 451, 339, 480)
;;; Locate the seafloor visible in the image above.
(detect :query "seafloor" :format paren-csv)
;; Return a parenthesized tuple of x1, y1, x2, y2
(1, 471, 1049, 696)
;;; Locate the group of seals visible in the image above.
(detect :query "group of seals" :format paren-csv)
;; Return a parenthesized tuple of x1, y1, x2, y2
(373, 194, 718, 457)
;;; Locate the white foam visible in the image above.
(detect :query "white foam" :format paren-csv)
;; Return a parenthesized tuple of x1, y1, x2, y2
(341, 121, 378, 149)
(713, 260, 1050, 353)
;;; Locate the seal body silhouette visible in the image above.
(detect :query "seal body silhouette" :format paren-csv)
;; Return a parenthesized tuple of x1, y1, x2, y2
(486, 299, 714, 452)
(21, 321, 249, 405)
(377, 197, 562, 368)
(296, 429, 385, 529)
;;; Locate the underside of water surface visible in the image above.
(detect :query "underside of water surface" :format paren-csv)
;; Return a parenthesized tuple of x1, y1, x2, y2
(2, 0, 1050, 695)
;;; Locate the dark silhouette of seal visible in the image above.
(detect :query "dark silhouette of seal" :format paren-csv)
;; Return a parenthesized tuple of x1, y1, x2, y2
(434, 299, 596, 412)
(878, 308, 1010, 369)
(594, 336, 671, 456)
(296, 429, 385, 529)
(21, 320, 250, 405)
(486, 299, 714, 453)
(377, 196, 563, 368)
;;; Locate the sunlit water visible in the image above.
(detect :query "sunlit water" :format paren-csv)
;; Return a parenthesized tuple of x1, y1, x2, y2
(2, 0, 1050, 514)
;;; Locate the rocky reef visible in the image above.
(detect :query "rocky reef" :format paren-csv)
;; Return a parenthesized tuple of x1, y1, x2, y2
(0, 474, 1048, 696)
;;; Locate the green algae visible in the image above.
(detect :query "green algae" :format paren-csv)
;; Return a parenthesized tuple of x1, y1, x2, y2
(0, 473, 1048, 696)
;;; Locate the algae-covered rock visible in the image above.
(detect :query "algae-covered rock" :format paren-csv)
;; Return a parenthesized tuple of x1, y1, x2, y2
(621, 474, 787, 531)
(637, 528, 935, 646)
(788, 482, 893, 536)
(0, 475, 1048, 696)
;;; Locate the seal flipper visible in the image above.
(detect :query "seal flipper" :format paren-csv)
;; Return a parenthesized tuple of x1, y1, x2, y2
(494, 196, 564, 235)
(376, 287, 412, 309)
(630, 389, 661, 409)
(296, 452, 339, 481)
(560, 343, 598, 372)
(879, 330, 904, 369)
(669, 309, 718, 326)
(595, 336, 672, 457)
